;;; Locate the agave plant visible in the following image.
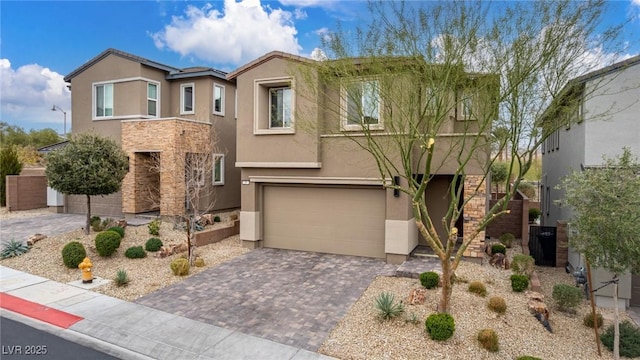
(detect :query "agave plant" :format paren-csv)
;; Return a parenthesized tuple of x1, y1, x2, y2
(114, 269, 130, 287)
(374, 292, 404, 320)
(1, 240, 30, 259)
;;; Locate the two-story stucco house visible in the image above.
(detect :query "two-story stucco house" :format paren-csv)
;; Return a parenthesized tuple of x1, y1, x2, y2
(228, 51, 495, 264)
(63, 48, 240, 218)
(541, 55, 640, 309)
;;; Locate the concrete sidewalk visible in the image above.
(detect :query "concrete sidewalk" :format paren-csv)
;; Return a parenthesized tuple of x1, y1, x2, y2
(0, 265, 335, 360)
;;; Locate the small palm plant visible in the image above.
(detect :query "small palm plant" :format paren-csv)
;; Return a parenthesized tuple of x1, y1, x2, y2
(1, 240, 29, 259)
(374, 292, 405, 320)
(114, 269, 130, 287)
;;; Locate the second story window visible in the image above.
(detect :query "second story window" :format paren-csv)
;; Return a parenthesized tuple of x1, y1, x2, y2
(269, 87, 292, 128)
(213, 84, 225, 116)
(147, 83, 158, 117)
(181, 83, 195, 115)
(457, 89, 475, 120)
(342, 80, 382, 130)
(95, 83, 113, 118)
(213, 154, 225, 185)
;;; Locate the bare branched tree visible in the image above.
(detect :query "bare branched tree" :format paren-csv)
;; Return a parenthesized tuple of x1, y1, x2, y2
(296, 0, 629, 313)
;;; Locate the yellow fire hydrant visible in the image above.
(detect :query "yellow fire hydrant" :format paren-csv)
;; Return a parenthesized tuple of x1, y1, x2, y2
(78, 257, 93, 284)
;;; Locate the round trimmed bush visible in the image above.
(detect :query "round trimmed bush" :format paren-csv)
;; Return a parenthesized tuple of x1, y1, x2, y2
(510, 274, 529, 292)
(425, 313, 455, 341)
(95, 231, 121, 257)
(491, 243, 506, 255)
(124, 246, 146, 259)
(552, 284, 583, 311)
(477, 328, 499, 352)
(583, 312, 603, 329)
(107, 226, 125, 239)
(170, 258, 190, 276)
(487, 296, 507, 314)
(145, 238, 163, 252)
(511, 254, 535, 277)
(61, 241, 86, 269)
(194, 257, 205, 267)
(468, 281, 487, 297)
(419, 271, 440, 289)
(499, 233, 515, 248)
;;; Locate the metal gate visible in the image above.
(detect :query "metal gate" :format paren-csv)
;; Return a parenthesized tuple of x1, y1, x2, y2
(528, 225, 557, 266)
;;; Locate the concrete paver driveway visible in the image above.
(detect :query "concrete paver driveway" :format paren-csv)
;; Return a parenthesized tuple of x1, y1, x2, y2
(136, 248, 398, 351)
(0, 214, 86, 245)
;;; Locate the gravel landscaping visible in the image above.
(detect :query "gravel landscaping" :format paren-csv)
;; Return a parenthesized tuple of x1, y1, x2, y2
(0, 209, 248, 301)
(319, 250, 637, 360)
(2, 208, 637, 359)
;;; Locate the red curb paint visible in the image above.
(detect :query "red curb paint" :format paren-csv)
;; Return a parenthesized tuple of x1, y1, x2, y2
(0, 292, 83, 329)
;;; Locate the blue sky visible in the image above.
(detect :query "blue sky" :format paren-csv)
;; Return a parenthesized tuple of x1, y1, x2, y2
(1, 0, 639, 134)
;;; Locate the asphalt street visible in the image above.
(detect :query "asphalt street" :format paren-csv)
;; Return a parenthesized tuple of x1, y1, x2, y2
(0, 316, 118, 360)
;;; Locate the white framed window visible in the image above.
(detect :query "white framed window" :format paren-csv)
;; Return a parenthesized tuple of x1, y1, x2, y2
(341, 80, 382, 131)
(94, 83, 114, 118)
(147, 82, 158, 117)
(253, 77, 295, 134)
(213, 84, 225, 116)
(234, 88, 238, 119)
(457, 89, 475, 120)
(181, 83, 195, 115)
(213, 154, 225, 185)
(186, 153, 205, 186)
(269, 87, 292, 128)
(425, 87, 440, 113)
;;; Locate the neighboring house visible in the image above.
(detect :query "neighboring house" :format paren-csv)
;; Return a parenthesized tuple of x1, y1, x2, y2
(541, 55, 640, 309)
(228, 51, 494, 264)
(63, 48, 240, 218)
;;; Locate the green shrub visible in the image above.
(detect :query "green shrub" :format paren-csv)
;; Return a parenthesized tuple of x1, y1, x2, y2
(107, 226, 125, 238)
(477, 329, 499, 352)
(0, 146, 23, 206)
(124, 246, 146, 259)
(425, 313, 455, 341)
(600, 320, 640, 358)
(90, 216, 101, 228)
(499, 233, 515, 248)
(510, 274, 529, 292)
(511, 254, 535, 277)
(213, 215, 221, 223)
(61, 241, 86, 268)
(468, 281, 487, 297)
(145, 238, 163, 252)
(583, 312, 604, 329)
(529, 208, 541, 222)
(95, 231, 121, 257)
(419, 271, 440, 289)
(491, 243, 506, 255)
(487, 296, 507, 314)
(170, 258, 190, 276)
(1, 240, 29, 259)
(114, 269, 130, 287)
(552, 284, 583, 311)
(374, 292, 405, 320)
(516, 356, 542, 360)
(148, 219, 161, 236)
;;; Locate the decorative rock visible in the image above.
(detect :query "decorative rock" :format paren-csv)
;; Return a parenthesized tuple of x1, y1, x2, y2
(115, 219, 127, 228)
(27, 234, 47, 246)
(407, 288, 427, 305)
(489, 253, 510, 269)
(201, 214, 216, 225)
(155, 242, 189, 258)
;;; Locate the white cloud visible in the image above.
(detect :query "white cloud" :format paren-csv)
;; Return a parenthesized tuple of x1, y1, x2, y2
(152, 0, 302, 66)
(314, 27, 331, 42)
(0, 59, 71, 130)
(633, 0, 640, 6)
(278, 0, 330, 8)
(309, 47, 327, 61)
(293, 8, 307, 20)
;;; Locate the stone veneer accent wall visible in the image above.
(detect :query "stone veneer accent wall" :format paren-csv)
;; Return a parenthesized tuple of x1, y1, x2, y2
(121, 119, 212, 217)
(463, 175, 487, 258)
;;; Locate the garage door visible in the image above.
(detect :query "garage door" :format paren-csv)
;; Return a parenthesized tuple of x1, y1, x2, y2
(263, 186, 386, 258)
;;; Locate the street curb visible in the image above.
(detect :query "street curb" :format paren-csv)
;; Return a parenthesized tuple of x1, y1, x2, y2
(1, 309, 154, 360)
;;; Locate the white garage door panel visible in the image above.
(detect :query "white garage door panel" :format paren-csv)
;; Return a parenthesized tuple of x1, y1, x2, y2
(263, 186, 385, 258)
